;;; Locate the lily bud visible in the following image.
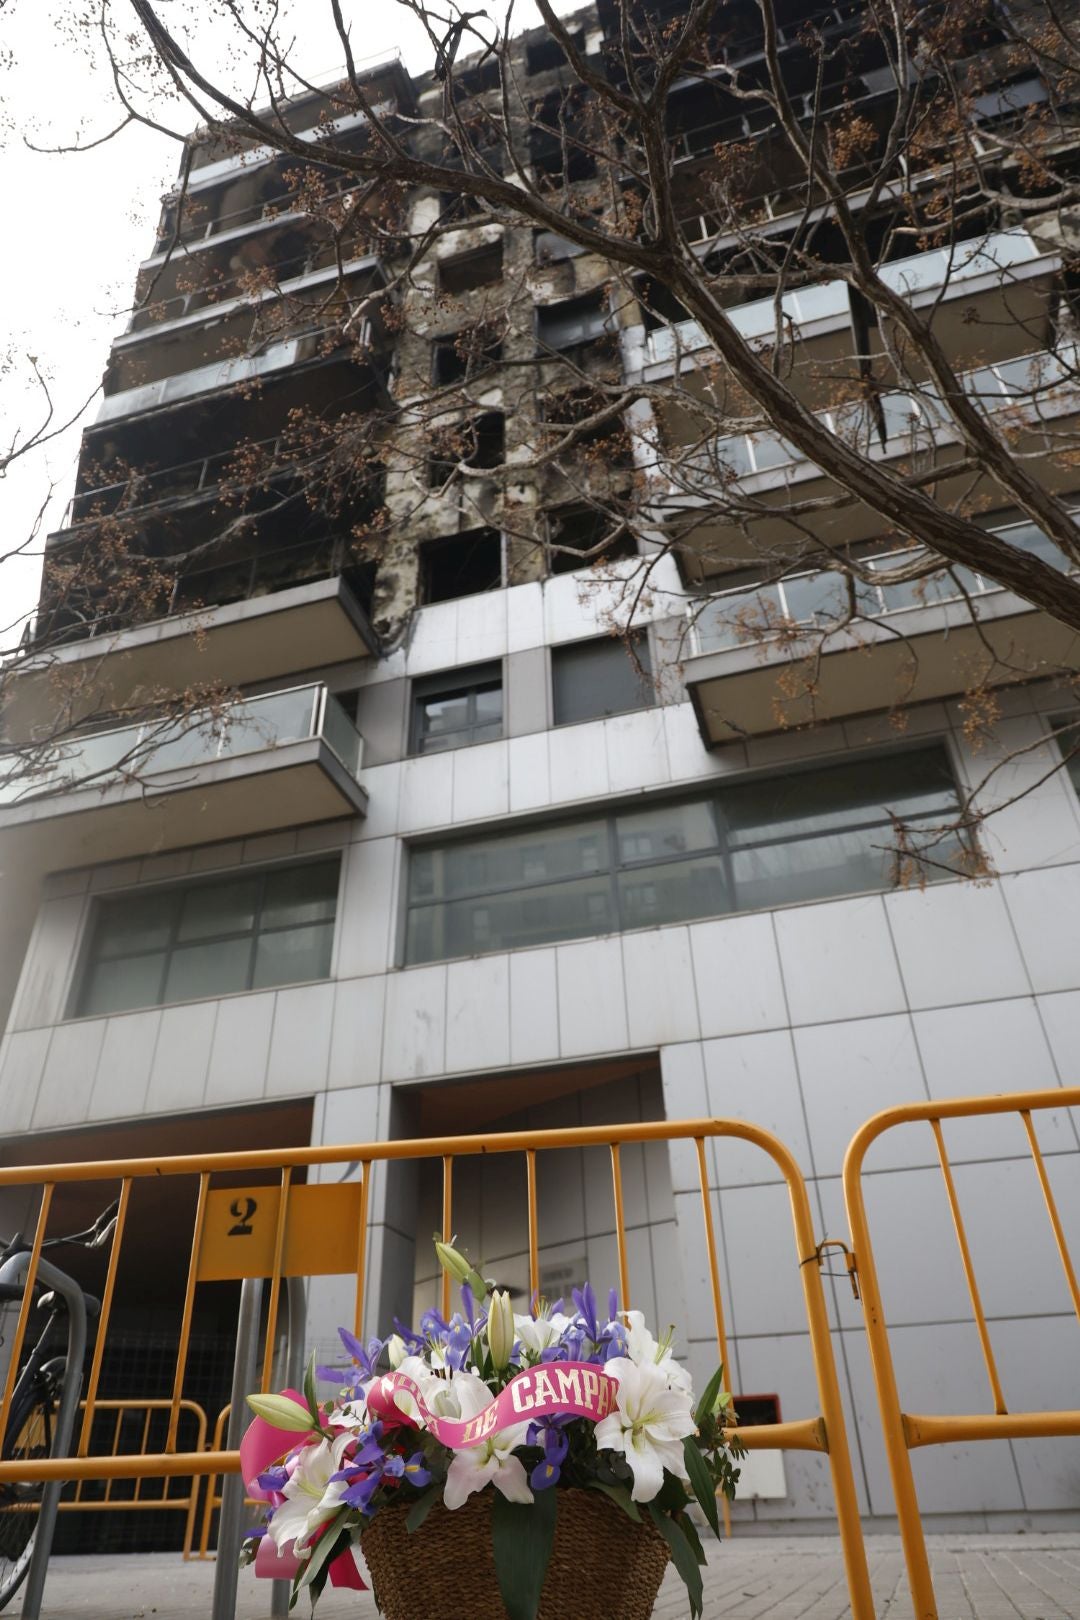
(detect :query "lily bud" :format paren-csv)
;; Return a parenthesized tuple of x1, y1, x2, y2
(487, 1289, 515, 1370)
(386, 1334, 407, 1369)
(434, 1239, 488, 1298)
(434, 1241, 473, 1285)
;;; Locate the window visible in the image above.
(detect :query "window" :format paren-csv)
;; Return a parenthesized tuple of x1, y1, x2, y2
(403, 746, 966, 963)
(536, 290, 613, 354)
(412, 665, 503, 754)
(552, 634, 652, 726)
(534, 229, 586, 264)
(526, 31, 583, 75)
(432, 324, 503, 386)
(74, 858, 341, 1017)
(547, 505, 636, 575)
(419, 528, 503, 603)
(438, 242, 503, 295)
(428, 414, 505, 487)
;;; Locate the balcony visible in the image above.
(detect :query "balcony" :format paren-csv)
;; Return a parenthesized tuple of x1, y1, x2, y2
(682, 520, 1080, 743)
(10, 566, 376, 741)
(626, 229, 1058, 384)
(0, 683, 367, 868)
(101, 254, 387, 417)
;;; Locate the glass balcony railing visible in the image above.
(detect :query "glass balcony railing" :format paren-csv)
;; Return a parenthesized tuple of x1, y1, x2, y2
(690, 346, 1075, 483)
(642, 229, 1051, 368)
(690, 518, 1069, 656)
(0, 683, 362, 807)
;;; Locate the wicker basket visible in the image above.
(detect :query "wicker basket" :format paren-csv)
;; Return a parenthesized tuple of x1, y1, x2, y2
(361, 1485, 670, 1620)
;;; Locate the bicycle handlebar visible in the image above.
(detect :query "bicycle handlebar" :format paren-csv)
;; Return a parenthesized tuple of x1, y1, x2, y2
(0, 1199, 121, 1263)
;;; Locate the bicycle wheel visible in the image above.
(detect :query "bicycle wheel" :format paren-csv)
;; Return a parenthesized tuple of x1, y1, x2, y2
(0, 1380, 56, 1610)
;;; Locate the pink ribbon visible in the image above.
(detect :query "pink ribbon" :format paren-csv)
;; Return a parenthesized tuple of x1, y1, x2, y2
(240, 1386, 367, 1590)
(365, 1360, 620, 1448)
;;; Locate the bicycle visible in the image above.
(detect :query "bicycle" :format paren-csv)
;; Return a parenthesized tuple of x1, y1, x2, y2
(0, 1201, 119, 1610)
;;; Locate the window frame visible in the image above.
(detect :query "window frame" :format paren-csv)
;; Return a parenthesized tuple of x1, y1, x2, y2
(410, 664, 505, 756)
(402, 741, 970, 965)
(69, 855, 343, 1020)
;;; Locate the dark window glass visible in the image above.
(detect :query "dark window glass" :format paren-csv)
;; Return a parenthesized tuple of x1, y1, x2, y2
(403, 745, 968, 964)
(536, 290, 612, 353)
(552, 634, 653, 726)
(412, 665, 504, 755)
(74, 858, 340, 1017)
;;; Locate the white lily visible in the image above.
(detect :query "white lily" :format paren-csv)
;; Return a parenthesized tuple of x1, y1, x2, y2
(593, 1356, 695, 1503)
(268, 1430, 353, 1553)
(513, 1310, 569, 1359)
(441, 1372, 532, 1509)
(622, 1311, 693, 1396)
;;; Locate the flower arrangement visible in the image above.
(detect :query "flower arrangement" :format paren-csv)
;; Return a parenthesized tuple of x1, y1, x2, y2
(241, 1242, 743, 1618)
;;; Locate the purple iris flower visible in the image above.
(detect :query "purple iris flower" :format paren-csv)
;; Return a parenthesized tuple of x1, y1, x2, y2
(419, 1307, 450, 1341)
(403, 1452, 431, 1488)
(526, 1415, 571, 1461)
(339, 1327, 386, 1377)
(392, 1319, 426, 1355)
(342, 1470, 384, 1511)
(255, 1465, 290, 1493)
(572, 1283, 600, 1341)
(528, 1426, 569, 1490)
(443, 1312, 475, 1372)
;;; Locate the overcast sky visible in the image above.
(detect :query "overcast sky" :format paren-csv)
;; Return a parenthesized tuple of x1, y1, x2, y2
(0, 0, 581, 652)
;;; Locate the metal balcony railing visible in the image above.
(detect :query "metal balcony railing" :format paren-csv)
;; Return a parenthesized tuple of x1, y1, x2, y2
(642, 229, 1052, 368)
(0, 684, 362, 807)
(63, 433, 291, 528)
(129, 240, 382, 333)
(689, 517, 1069, 656)
(674, 344, 1077, 486)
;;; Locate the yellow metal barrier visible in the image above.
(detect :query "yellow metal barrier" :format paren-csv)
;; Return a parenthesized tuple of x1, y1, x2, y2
(0, 1120, 874, 1616)
(61, 1399, 207, 1559)
(196, 1404, 261, 1560)
(843, 1085, 1080, 1620)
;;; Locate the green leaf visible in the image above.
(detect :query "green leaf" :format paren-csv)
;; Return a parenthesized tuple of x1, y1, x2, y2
(682, 1436, 720, 1538)
(491, 1487, 557, 1620)
(647, 1503, 704, 1619)
(676, 1509, 707, 1566)
(693, 1365, 725, 1429)
(585, 1478, 641, 1523)
(405, 1484, 441, 1533)
(244, 1393, 321, 1433)
(303, 1352, 320, 1423)
(298, 1523, 351, 1592)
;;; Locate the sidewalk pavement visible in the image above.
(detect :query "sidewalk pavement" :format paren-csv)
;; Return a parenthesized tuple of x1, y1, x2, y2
(10, 1534, 1080, 1619)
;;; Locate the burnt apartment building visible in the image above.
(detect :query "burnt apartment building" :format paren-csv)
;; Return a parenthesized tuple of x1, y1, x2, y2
(2, 0, 1079, 1533)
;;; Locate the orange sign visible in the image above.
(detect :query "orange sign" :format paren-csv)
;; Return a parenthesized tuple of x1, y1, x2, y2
(197, 1183, 364, 1281)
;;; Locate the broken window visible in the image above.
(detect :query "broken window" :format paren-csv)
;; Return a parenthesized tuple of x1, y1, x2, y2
(547, 505, 636, 574)
(530, 89, 598, 183)
(438, 241, 504, 295)
(536, 289, 614, 354)
(431, 323, 503, 385)
(526, 31, 584, 75)
(428, 413, 506, 487)
(419, 527, 504, 603)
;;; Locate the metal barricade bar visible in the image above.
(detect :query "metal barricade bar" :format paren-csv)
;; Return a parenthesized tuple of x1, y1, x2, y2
(843, 1084, 1080, 1620)
(0, 1118, 876, 1619)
